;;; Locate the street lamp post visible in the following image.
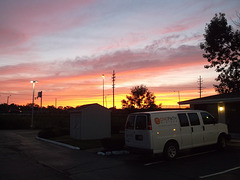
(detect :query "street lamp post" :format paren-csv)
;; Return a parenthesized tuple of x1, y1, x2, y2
(177, 91, 180, 109)
(7, 95, 11, 105)
(30, 80, 38, 128)
(174, 91, 181, 109)
(102, 74, 105, 107)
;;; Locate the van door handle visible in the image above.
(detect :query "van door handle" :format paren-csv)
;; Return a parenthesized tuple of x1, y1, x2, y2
(202, 126, 205, 131)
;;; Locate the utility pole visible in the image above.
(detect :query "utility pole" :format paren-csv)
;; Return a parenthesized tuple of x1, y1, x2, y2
(112, 70, 116, 108)
(102, 74, 105, 107)
(55, 98, 57, 108)
(105, 96, 107, 108)
(198, 76, 203, 98)
(7, 95, 11, 105)
(174, 91, 180, 109)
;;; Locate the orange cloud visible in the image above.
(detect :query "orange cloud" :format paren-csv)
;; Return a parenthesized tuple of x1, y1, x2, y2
(0, 31, 216, 108)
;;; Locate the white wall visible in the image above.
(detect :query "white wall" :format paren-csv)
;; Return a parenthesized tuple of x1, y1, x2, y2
(82, 105, 111, 140)
(70, 104, 111, 140)
(218, 103, 226, 124)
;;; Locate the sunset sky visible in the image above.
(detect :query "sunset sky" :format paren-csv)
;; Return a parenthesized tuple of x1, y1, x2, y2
(1, 0, 240, 108)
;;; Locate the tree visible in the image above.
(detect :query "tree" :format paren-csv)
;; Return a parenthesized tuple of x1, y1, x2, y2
(121, 85, 159, 109)
(200, 13, 240, 94)
(232, 12, 240, 28)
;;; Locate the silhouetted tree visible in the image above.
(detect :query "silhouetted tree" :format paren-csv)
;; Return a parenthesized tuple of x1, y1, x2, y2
(232, 12, 240, 28)
(200, 13, 240, 94)
(121, 85, 159, 109)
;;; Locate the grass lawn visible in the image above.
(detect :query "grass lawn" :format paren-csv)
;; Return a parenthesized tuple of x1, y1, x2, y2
(50, 135, 102, 150)
(50, 134, 125, 150)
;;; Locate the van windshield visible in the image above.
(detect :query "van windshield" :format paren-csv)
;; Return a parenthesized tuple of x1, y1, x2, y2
(126, 115, 135, 129)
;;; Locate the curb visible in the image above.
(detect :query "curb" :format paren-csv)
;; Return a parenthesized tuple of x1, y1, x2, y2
(97, 150, 129, 156)
(36, 136, 80, 150)
(231, 139, 240, 143)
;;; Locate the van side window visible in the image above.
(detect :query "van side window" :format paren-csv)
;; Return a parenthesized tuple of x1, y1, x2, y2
(178, 113, 189, 127)
(135, 116, 147, 130)
(126, 116, 135, 129)
(188, 113, 200, 126)
(201, 112, 215, 124)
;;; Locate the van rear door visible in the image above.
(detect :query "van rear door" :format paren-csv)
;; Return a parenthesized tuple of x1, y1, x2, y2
(125, 114, 152, 149)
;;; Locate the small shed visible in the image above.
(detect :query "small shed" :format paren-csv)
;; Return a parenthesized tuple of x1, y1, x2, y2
(70, 103, 111, 140)
(179, 93, 240, 134)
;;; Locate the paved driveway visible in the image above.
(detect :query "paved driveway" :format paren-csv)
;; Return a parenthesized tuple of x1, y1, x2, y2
(0, 130, 240, 180)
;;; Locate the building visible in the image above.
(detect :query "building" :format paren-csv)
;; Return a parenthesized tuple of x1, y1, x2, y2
(179, 93, 240, 134)
(70, 103, 111, 140)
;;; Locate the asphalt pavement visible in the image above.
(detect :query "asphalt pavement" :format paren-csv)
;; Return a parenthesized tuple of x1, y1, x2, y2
(0, 130, 240, 180)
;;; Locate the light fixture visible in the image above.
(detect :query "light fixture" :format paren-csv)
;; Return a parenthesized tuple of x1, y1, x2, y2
(219, 106, 224, 112)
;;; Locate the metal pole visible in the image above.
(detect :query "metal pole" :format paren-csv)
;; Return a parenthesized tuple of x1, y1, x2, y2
(7, 96, 9, 105)
(112, 70, 115, 108)
(30, 80, 37, 128)
(102, 74, 104, 107)
(55, 98, 57, 108)
(105, 96, 107, 108)
(41, 93, 42, 109)
(178, 91, 180, 109)
(31, 82, 35, 128)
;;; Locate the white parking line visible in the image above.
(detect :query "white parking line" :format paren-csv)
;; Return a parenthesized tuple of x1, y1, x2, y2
(199, 166, 240, 179)
(144, 160, 165, 166)
(177, 150, 216, 159)
(144, 150, 216, 166)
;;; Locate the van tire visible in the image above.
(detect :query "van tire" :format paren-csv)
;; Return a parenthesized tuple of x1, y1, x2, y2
(164, 142, 178, 160)
(217, 134, 226, 150)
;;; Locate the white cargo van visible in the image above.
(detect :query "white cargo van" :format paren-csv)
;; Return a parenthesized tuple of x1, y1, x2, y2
(125, 110, 229, 160)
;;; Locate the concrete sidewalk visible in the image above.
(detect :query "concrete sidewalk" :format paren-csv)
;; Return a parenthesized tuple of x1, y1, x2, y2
(227, 133, 240, 149)
(230, 133, 240, 140)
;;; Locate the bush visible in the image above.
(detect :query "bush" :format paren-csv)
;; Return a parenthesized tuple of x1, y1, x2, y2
(38, 127, 69, 139)
(101, 135, 125, 151)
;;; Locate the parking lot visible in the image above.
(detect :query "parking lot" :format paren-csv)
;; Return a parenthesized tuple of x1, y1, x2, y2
(0, 130, 240, 179)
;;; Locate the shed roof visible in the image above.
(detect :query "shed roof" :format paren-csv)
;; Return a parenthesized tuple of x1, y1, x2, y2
(179, 92, 240, 105)
(70, 103, 110, 113)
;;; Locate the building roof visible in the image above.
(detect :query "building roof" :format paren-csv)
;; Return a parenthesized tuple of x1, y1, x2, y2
(76, 103, 101, 110)
(70, 103, 109, 113)
(179, 92, 240, 105)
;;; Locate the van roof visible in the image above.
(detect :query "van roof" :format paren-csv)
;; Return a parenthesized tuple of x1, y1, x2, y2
(130, 110, 206, 115)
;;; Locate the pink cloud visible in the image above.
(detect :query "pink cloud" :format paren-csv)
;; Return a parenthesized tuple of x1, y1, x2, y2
(0, 43, 205, 80)
(95, 32, 147, 52)
(0, 29, 28, 48)
(0, 0, 96, 50)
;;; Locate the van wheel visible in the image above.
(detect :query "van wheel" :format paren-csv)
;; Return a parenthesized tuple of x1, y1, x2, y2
(217, 135, 226, 150)
(164, 142, 178, 160)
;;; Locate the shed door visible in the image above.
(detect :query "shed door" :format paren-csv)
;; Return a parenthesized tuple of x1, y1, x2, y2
(71, 113, 82, 139)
